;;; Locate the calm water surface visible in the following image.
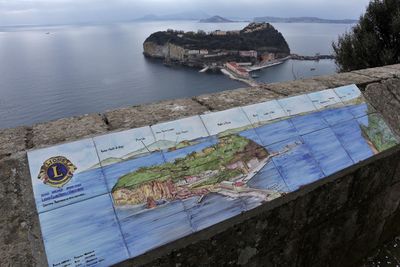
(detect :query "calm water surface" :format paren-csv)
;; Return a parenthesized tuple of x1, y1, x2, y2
(0, 21, 353, 128)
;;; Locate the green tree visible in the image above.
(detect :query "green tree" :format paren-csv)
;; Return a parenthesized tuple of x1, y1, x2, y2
(333, 0, 400, 72)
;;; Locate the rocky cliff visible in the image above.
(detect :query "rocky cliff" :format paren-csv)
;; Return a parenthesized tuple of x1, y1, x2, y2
(143, 22, 290, 64)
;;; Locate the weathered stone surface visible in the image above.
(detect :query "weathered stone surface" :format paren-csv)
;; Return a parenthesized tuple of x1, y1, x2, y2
(0, 127, 27, 159)
(264, 78, 329, 96)
(314, 72, 380, 88)
(353, 66, 400, 80)
(0, 152, 47, 266)
(382, 78, 400, 102)
(384, 63, 400, 70)
(364, 82, 400, 135)
(194, 87, 280, 111)
(31, 114, 108, 148)
(105, 98, 209, 130)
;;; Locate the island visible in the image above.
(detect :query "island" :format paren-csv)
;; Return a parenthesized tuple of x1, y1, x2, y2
(143, 22, 290, 84)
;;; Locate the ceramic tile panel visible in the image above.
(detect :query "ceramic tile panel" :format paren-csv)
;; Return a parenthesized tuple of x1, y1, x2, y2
(267, 137, 325, 191)
(241, 100, 288, 126)
(93, 127, 166, 191)
(27, 138, 108, 213)
(278, 94, 316, 116)
(308, 89, 342, 110)
(39, 194, 129, 267)
(357, 113, 400, 152)
(302, 127, 354, 176)
(28, 85, 400, 266)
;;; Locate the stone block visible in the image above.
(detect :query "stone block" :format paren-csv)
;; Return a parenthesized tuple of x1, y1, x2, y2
(353, 66, 400, 80)
(264, 78, 329, 96)
(31, 114, 108, 148)
(382, 78, 400, 101)
(194, 87, 280, 111)
(0, 153, 47, 266)
(0, 126, 27, 159)
(314, 72, 380, 88)
(364, 82, 400, 135)
(105, 98, 209, 130)
(385, 64, 400, 70)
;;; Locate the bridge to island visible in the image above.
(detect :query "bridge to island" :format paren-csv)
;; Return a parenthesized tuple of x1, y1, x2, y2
(2, 64, 400, 266)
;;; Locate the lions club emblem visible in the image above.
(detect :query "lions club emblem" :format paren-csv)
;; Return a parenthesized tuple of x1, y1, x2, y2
(38, 156, 77, 188)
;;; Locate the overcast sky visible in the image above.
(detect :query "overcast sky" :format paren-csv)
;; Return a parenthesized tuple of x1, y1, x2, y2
(0, 0, 371, 26)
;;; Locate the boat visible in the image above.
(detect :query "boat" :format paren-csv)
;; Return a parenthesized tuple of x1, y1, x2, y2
(310, 68, 316, 71)
(251, 73, 260, 78)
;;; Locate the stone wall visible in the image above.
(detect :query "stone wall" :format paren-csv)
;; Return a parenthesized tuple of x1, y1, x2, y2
(1, 64, 400, 266)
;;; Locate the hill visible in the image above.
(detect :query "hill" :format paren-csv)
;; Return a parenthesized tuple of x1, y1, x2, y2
(143, 22, 290, 64)
(254, 16, 357, 24)
(199, 16, 234, 23)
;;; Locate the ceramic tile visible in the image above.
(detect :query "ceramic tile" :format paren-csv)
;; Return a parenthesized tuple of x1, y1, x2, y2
(241, 100, 288, 126)
(331, 119, 375, 163)
(278, 94, 316, 116)
(116, 200, 193, 258)
(253, 119, 299, 146)
(302, 127, 354, 176)
(93, 127, 166, 191)
(242, 160, 290, 210)
(357, 113, 400, 153)
(266, 137, 325, 191)
(94, 126, 158, 165)
(318, 106, 354, 126)
(347, 103, 375, 118)
(39, 194, 129, 266)
(200, 107, 253, 136)
(151, 116, 210, 150)
(27, 138, 108, 213)
(151, 116, 217, 163)
(308, 89, 342, 110)
(290, 111, 328, 135)
(334, 84, 375, 118)
(183, 193, 246, 231)
(333, 84, 363, 103)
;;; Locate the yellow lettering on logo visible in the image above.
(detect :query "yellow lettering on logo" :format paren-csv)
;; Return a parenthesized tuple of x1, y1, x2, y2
(52, 166, 63, 178)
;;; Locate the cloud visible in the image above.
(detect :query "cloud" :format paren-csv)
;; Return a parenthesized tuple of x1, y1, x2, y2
(0, 0, 371, 26)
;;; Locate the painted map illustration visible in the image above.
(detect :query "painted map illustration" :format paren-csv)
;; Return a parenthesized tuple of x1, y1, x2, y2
(27, 84, 400, 266)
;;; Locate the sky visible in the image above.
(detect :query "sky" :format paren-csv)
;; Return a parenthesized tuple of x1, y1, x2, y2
(0, 0, 371, 26)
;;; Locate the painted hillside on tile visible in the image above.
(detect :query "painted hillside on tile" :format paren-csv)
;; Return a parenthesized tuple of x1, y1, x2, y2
(27, 84, 399, 266)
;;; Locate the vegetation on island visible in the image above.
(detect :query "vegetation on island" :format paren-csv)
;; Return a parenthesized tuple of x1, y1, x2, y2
(333, 0, 400, 72)
(112, 134, 268, 192)
(144, 22, 290, 54)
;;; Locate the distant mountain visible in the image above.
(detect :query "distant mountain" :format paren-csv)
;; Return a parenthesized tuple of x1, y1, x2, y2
(254, 16, 358, 24)
(136, 11, 210, 21)
(199, 16, 235, 23)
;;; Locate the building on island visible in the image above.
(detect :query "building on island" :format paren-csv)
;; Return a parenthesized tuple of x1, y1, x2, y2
(239, 50, 258, 58)
(225, 62, 250, 79)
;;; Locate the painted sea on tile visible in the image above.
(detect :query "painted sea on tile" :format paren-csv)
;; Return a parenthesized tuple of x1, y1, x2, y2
(27, 84, 399, 266)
